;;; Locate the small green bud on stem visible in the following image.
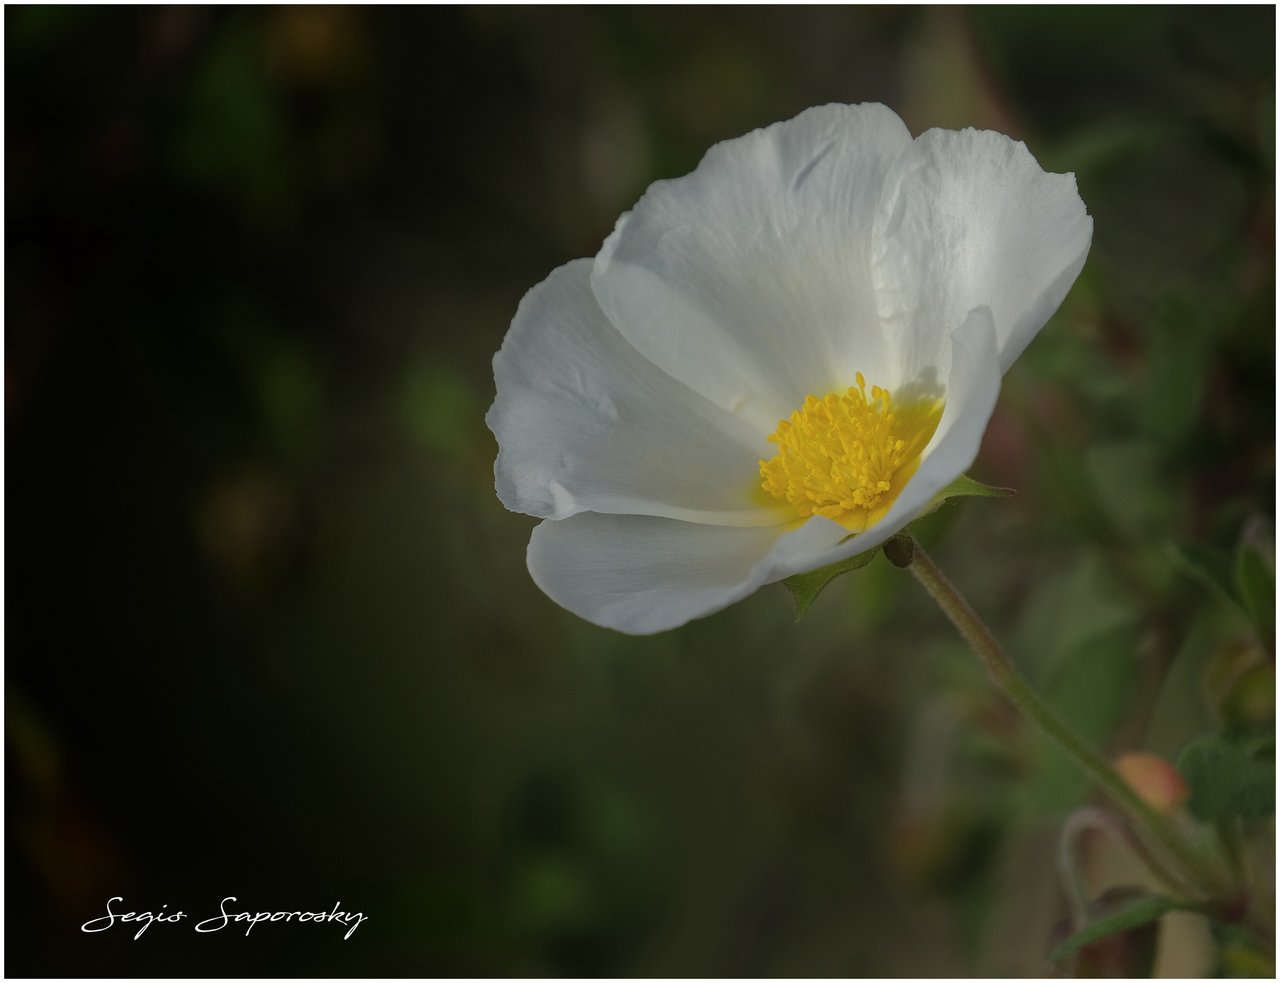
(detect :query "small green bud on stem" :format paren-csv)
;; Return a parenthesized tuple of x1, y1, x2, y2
(883, 535, 915, 568)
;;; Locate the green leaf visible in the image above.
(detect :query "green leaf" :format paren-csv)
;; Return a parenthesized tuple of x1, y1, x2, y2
(1234, 544, 1275, 641)
(1169, 541, 1241, 606)
(1049, 894, 1190, 963)
(918, 474, 1015, 518)
(783, 549, 878, 621)
(1177, 736, 1275, 822)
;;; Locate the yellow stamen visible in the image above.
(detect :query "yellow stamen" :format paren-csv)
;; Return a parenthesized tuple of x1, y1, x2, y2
(759, 373, 944, 533)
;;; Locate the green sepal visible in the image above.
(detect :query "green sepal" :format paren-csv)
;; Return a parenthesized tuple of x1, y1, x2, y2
(1177, 735, 1275, 822)
(918, 474, 1015, 518)
(783, 549, 877, 622)
(1049, 894, 1196, 963)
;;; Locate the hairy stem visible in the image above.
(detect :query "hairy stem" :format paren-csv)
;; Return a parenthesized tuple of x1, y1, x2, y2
(886, 534, 1233, 903)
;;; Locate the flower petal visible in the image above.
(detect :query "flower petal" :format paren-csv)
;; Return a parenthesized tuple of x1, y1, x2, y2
(872, 128, 1093, 376)
(592, 103, 914, 432)
(487, 259, 784, 526)
(527, 308, 1003, 635)
(527, 512, 786, 635)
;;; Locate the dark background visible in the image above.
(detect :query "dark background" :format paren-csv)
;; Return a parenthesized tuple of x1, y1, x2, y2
(7, 6, 1274, 976)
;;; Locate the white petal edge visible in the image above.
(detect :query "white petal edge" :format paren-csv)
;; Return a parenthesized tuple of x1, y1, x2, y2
(527, 307, 1002, 634)
(591, 103, 915, 432)
(872, 127, 1093, 377)
(487, 259, 787, 527)
(528, 515, 789, 636)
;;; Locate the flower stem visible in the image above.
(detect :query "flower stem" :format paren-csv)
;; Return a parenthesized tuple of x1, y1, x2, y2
(886, 534, 1233, 903)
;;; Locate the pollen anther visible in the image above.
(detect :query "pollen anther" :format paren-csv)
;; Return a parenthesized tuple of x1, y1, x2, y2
(759, 374, 944, 533)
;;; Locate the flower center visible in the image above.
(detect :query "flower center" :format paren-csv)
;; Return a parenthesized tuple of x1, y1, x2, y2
(758, 373, 944, 533)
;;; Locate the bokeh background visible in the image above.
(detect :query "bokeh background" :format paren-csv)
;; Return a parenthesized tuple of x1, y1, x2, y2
(7, 6, 1274, 977)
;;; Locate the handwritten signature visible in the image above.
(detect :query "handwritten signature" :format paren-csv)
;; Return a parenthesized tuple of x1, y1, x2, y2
(81, 896, 368, 940)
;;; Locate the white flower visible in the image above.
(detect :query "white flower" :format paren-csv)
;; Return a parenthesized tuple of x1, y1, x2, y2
(487, 103, 1092, 635)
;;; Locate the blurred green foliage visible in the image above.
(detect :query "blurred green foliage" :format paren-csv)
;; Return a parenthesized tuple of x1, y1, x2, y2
(6, 6, 1273, 977)
(1179, 737, 1274, 823)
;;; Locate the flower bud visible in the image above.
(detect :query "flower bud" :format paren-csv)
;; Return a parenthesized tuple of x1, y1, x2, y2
(1204, 639, 1266, 710)
(1221, 663, 1276, 733)
(1114, 752, 1189, 814)
(882, 535, 915, 568)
